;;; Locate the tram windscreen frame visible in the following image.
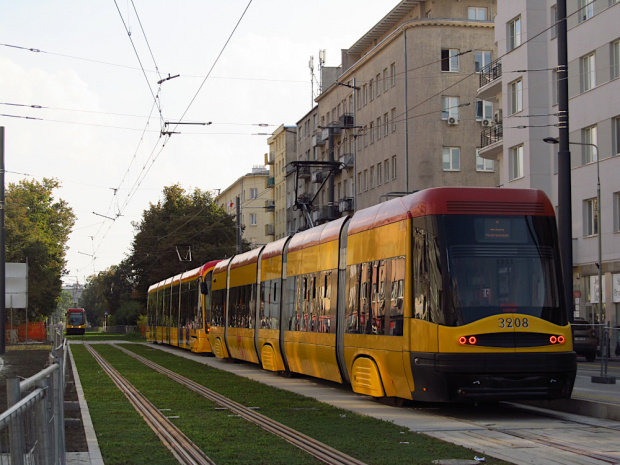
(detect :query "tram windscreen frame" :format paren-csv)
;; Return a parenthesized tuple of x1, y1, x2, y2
(439, 214, 566, 327)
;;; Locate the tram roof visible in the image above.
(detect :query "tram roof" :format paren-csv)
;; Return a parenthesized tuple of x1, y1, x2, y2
(261, 236, 291, 261)
(288, 216, 348, 254)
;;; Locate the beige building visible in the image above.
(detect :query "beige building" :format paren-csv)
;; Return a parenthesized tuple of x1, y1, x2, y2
(479, 1, 620, 326)
(266, 125, 297, 239)
(215, 167, 275, 249)
(291, 0, 499, 231)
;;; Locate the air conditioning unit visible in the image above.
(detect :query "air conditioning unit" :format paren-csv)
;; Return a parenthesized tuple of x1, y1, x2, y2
(447, 117, 459, 125)
(481, 118, 492, 127)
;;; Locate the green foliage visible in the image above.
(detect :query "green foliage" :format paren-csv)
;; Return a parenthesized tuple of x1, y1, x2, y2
(115, 301, 140, 325)
(6, 178, 75, 320)
(128, 184, 239, 304)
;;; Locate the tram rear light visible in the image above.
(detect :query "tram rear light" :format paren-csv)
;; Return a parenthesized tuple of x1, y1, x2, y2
(550, 336, 557, 344)
(459, 336, 467, 345)
(558, 335, 565, 344)
(468, 336, 477, 345)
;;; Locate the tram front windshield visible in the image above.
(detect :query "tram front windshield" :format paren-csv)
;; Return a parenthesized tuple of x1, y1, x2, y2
(68, 312, 85, 325)
(443, 215, 565, 326)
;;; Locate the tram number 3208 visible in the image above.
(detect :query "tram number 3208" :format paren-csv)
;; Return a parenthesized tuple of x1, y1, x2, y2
(498, 317, 529, 328)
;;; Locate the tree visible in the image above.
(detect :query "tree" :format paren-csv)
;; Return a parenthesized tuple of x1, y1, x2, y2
(128, 184, 242, 304)
(5, 178, 75, 320)
(79, 271, 111, 327)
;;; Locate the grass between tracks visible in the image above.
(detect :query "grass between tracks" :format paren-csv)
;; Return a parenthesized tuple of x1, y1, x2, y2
(71, 342, 512, 465)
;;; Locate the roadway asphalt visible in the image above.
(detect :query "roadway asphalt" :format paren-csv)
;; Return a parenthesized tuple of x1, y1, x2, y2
(67, 343, 620, 465)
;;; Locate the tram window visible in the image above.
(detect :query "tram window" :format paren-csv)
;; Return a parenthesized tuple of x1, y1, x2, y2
(345, 264, 361, 333)
(211, 288, 225, 327)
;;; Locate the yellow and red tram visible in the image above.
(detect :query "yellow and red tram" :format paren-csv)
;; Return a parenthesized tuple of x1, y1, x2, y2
(66, 307, 86, 335)
(147, 260, 220, 353)
(153, 187, 577, 402)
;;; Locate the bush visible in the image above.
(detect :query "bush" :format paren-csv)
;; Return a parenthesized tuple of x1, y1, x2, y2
(115, 301, 140, 325)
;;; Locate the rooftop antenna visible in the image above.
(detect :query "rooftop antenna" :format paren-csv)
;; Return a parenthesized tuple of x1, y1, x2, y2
(318, 49, 326, 94)
(309, 55, 314, 109)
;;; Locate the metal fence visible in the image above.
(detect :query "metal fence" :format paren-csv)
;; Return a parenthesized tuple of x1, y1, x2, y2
(0, 328, 67, 465)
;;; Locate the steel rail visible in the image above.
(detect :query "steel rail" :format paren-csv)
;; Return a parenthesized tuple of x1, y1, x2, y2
(113, 344, 368, 465)
(84, 344, 216, 465)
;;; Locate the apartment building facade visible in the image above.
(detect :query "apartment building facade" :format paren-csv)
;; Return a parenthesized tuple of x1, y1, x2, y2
(215, 167, 275, 249)
(290, 0, 500, 232)
(266, 125, 297, 239)
(479, 0, 620, 325)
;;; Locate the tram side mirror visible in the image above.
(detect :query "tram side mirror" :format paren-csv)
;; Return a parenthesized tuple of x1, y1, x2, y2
(200, 281, 209, 296)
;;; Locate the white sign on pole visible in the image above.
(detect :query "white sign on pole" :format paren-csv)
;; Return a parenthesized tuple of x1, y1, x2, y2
(6, 263, 28, 308)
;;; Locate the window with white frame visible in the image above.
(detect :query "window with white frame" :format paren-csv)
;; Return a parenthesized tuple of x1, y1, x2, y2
(507, 16, 522, 51)
(468, 7, 487, 20)
(442, 96, 460, 120)
(612, 40, 620, 80)
(363, 84, 368, 105)
(581, 125, 598, 164)
(369, 78, 374, 101)
(391, 108, 397, 132)
(384, 159, 390, 183)
(390, 63, 396, 86)
(441, 49, 460, 72)
(250, 187, 258, 199)
(383, 113, 389, 137)
(476, 149, 495, 172)
(376, 74, 381, 96)
(250, 213, 257, 226)
(509, 79, 523, 115)
(376, 117, 381, 140)
(369, 121, 374, 144)
(357, 172, 362, 194)
(364, 169, 368, 191)
(442, 147, 460, 171)
(580, 52, 596, 92)
(583, 197, 598, 236)
(383, 68, 389, 91)
(392, 155, 397, 179)
(578, 0, 595, 22)
(551, 5, 558, 39)
(509, 145, 524, 180)
(377, 163, 382, 185)
(475, 99, 493, 121)
(475, 51, 492, 72)
(370, 165, 375, 189)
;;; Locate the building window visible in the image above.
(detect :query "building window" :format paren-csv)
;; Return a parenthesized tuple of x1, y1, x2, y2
(583, 198, 598, 236)
(383, 68, 389, 91)
(250, 188, 258, 199)
(441, 49, 460, 72)
(611, 40, 620, 80)
(369, 79, 374, 101)
(364, 169, 369, 191)
(384, 159, 390, 183)
(509, 79, 523, 115)
(468, 7, 487, 20)
(476, 149, 495, 172)
(509, 145, 524, 180)
(614, 116, 620, 155)
(363, 84, 368, 105)
(392, 155, 397, 179)
(614, 192, 620, 232)
(578, 0, 595, 22)
(376, 74, 381, 96)
(391, 108, 397, 132)
(441, 96, 460, 120)
(507, 16, 522, 51)
(581, 125, 598, 164)
(369, 121, 374, 144)
(383, 113, 389, 137)
(390, 63, 396, 86)
(376, 117, 382, 140)
(377, 163, 382, 185)
(552, 70, 559, 106)
(475, 51, 492, 72)
(370, 165, 375, 189)
(250, 213, 257, 226)
(357, 172, 362, 194)
(580, 52, 596, 92)
(442, 147, 460, 171)
(475, 99, 493, 121)
(551, 5, 558, 39)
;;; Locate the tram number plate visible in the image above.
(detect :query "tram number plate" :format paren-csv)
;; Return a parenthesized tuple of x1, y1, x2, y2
(498, 317, 529, 328)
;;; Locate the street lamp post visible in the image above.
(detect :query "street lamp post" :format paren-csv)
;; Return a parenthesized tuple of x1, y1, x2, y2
(544, 137, 614, 384)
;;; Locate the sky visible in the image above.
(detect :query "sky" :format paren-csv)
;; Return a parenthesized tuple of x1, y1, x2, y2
(1, 0, 397, 287)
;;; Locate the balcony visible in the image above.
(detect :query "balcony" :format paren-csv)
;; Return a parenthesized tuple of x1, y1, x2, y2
(298, 166, 311, 179)
(265, 224, 275, 236)
(338, 197, 354, 213)
(478, 122, 503, 159)
(478, 58, 502, 100)
(339, 113, 355, 128)
(312, 129, 327, 146)
(267, 176, 275, 188)
(265, 200, 275, 211)
(339, 154, 354, 170)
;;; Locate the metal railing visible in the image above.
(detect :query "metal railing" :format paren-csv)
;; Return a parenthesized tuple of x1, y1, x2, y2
(479, 58, 502, 88)
(480, 122, 503, 149)
(0, 328, 67, 464)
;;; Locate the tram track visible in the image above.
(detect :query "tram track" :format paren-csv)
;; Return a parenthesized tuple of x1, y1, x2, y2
(110, 343, 368, 465)
(84, 343, 216, 465)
